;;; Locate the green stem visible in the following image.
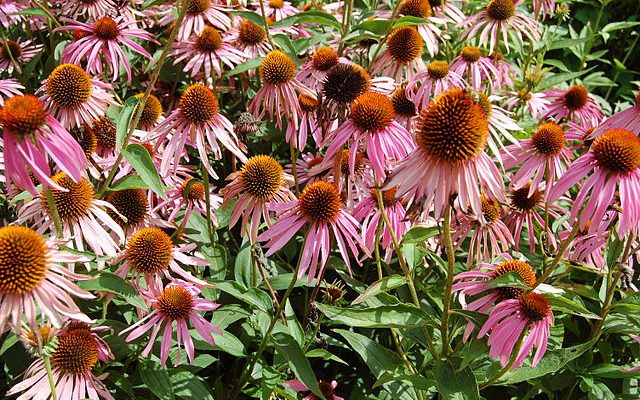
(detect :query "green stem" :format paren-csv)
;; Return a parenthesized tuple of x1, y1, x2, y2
(44, 188, 63, 237)
(578, 0, 607, 70)
(258, 0, 274, 47)
(32, 0, 61, 28)
(289, 142, 300, 195)
(43, 355, 58, 400)
(533, 224, 580, 289)
(368, 0, 402, 70)
(337, 0, 354, 54)
(96, 0, 191, 198)
(201, 164, 216, 246)
(374, 217, 384, 280)
(440, 204, 455, 357)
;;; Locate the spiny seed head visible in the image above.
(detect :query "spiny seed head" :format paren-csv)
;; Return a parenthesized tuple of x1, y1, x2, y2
(350, 92, 395, 132)
(195, 26, 223, 52)
(399, 0, 432, 18)
(259, 50, 296, 85)
(476, 92, 493, 118)
(416, 88, 489, 164)
(531, 122, 565, 156)
(157, 285, 194, 320)
(269, 0, 284, 8)
(46, 64, 92, 108)
(427, 60, 450, 80)
(493, 259, 536, 300)
(336, 149, 365, 175)
(91, 115, 117, 149)
(460, 46, 482, 63)
(240, 155, 284, 200)
(323, 63, 371, 104)
(387, 27, 423, 63)
(181, 178, 206, 201)
(391, 86, 417, 117)
(135, 93, 163, 127)
(322, 279, 346, 305)
(0, 40, 23, 60)
(592, 129, 640, 173)
(481, 195, 500, 222)
(0, 95, 46, 136)
(51, 329, 99, 375)
(299, 181, 342, 223)
(187, 0, 210, 14)
(299, 93, 319, 112)
(125, 227, 174, 274)
(510, 184, 542, 212)
(487, 0, 516, 21)
(238, 19, 266, 44)
(0, 226, 48, 294)
(93, 17, 120, 40)
(519, 292, 550, 322)
(70, 126, 97, 158)
(107, 188, 149, 228)
(44, 173, 94, 222)
(563, 85, 589, 111)
(312, 46, 339, 71)
(179, 83, 219, 124)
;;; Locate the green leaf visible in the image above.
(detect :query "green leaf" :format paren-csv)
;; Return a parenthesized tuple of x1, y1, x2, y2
(234, 239, 253, 288)
(171, 371, 214, 400)
(586, 363, 640, 379)
(316, 302, 429, 328)
(497, 340, 597, 385)
(305, 348, 348, 365)
(261, 366, 282, 400)
(214, 281, 274, 312)
(270, 10, 341, 30)
(450, 309, 488, 327)
(400, 226, 439, 244)
(392, 15, 427, 28)
(77, 272, 146, 309)
(116, 96, 140, 150)
(537, 68, 593, 91)
(484, 271, 529, 290)
(352, 19, 390, 35)
(225, 57, 264, 77)
(13, 8, 49, 18)
(351, 275, 407, 305)
(432, 360, 480, 400)
(0, 333, 18, 356)
(121, 143, 168, 199)
(228, 10, 264, 26)
(272, 332, 323, 399)
(612, 292, 640, 312)
(139, 360, 174, 400)
(109, 175, 149, 191)
(547, 36, 591, 50)
(547, 293, 601, 319)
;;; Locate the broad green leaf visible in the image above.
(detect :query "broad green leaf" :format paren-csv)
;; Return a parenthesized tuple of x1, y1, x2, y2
(13, 8, 49, 18)
(116, 96, 140, 150)
(228, 10, 264, 26)
(585, 363, 640, 379)
(450, 309, 488, 328)
(432, 360, 480, 400)
(316, 302, 429, 328)
(272, 332, 323, 399)
(270, 10, 341, 30)
(234, 239, 253, 288)
(305, 348, 348, 365)
(139, 360, 174, 400)
(78, 273, 146, 309)
(214, 281, 274, 312)
(353, 19, 390, 35)
(171, 371, 214, 400)
(392, 15, 427, 28)
(497, 340, 596, 385)
(0, 333, 18, 356)
(261, 366, 282, 400)
(547, 293, 601, 319)
(225, 57, 264, 77)
(351, 275, 407, 305)
(121, 143, 168, 199)
(484, 271, 529, 290)
(400, 226, 439, 244)
(109, 175, 149, 191)
(547, 36, 591, 50)
(612, 292, 640, 312)
(193, 330, 246, 357)
(537, 68, 593, 91)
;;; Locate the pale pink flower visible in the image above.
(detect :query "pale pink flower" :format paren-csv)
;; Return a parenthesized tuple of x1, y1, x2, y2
(386, 88, 505, 219)
(0, 0, 25, 28)
(296, 46, 349, 88)
(286, 153, 326, 185)
(502, 89, 550, 119)
(153, 83, 247, 178)
(322, 92, 415, 182)
(8, 321, 114, 400)
(450, 46, 501, 90)
(0, 95, 87, 195)
(151, 177, 223, 229)
(57, 321, 114, 363)
(591, 92, 640, 137)
(561, 221, 608, 271)
(460, 0, 541, 53)
(542, 84, 605, 127)
(0, 38, 43, 74)
(549, 128, 640, 237)
(263, 0, 299, 20)
(285, 379, 345, 400)
(38, 64, 115, 129)
(159, 0, 232, 41)
(533, 0, 555, 18)
(406, 60, 465, 110)
(370, 27, 426, 82)
(477, 93, 523, 161)
(57, 17, 157, 83)
(171, 26, 249, 78)
(287, 93, 322, 149)
(54, 0, 116, 19)
(0, 226, 93, 333)
(228, 18, 273, 59)
(478, 292, 554, 368)
(258, 181, 369, 282)
(430, 0, 466, 24)
(0, 78, 23, 104)
(122, 280, 221, 367)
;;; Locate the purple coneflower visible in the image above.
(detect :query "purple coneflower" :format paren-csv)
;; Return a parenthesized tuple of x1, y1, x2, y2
(264, 0, 299, 20)
(476, 92, 522, 160)
(222, 155, 295, 243)
(171, 26, 248, 78)
(39, 63, 115, 129)
(0, 78, 23, 104)
(122, 280, 221, 367)
(58, 17, 156, 83)
(542, 84, 604, 127)
(160, 0, 232, 41)
(0, 94, 87, 195)
(370, 26, 426, 82)
(229, 19, 272, 58)
(391, 86, 419, 131)
(286, 153, 325, 185)
(429, 0, 466, 24)
(450, 46, 501, 90)
(285, 379, 345, 400)
(549, 128, 640, 236)
(386, 88, 505, 219)
(287, 93, 322, 149)
(395, 0, 445, 57)
(502, 89, 550, 119)
(153, 83, 247, 178)
(55, 0, 116, 19)
(591, 92, 640, 137)
(0, 38, 43, 74)
(258, 181, 369, 282)
(461, 0, 541, 53)
(152, 177, 222, 228)
(0, 226, 93, 333)
(297, 46, 347, 88)
(322, 92, 415, 182)
(533, 0, 555, 18)
(406, 60, 465, 110)
(478, 292, 554, 368)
